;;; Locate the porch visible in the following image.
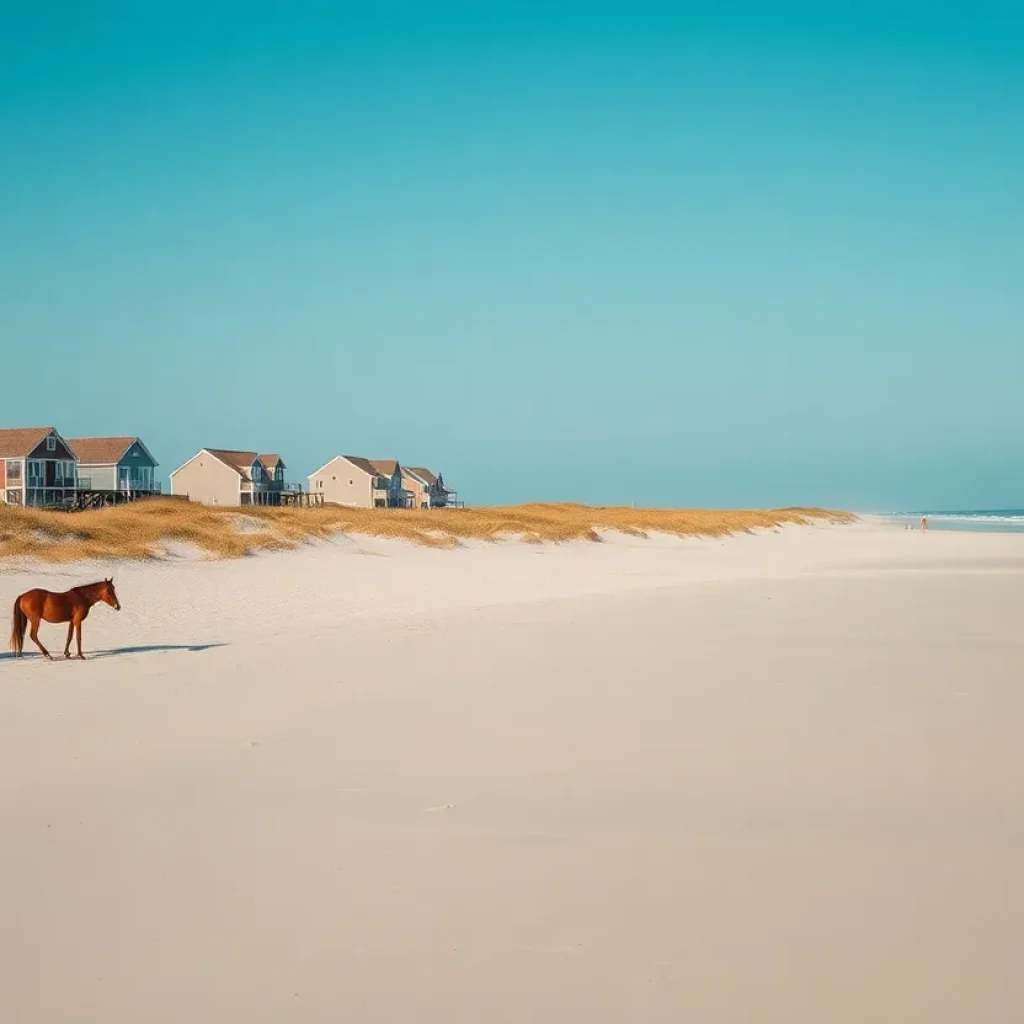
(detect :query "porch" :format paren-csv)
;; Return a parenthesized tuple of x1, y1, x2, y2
(429, 488, 462, 509)
(373, 488, 415, 509)
(241, 482, 303, 507)
(24, 487, 78, 509)
(77, 476, 163, 496)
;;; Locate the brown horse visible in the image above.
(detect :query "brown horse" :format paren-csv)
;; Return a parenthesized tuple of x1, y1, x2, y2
(10, 578, 121, 661)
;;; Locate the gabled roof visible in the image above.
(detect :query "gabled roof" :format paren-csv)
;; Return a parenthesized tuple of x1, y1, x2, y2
(408, 468, 451, 492)
(407, 467, 437, 486)
(341, 455, 379, 477)
(369, 459, 400, 478)
(203, 449, 259, 480)
(307, 454, 376, 479)
(67, 436, 157, 466)
(308, 455, 403, 481)
(172, 449, 283, 481)
(0, 427, 61, 459)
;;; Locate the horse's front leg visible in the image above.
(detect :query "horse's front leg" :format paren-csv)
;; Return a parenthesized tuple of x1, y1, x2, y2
(28, 618, 52, 661)
(64, 622, 74, 659)
(75, 619, 86, 660)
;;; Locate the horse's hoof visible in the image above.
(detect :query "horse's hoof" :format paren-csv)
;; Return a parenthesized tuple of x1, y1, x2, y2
(76, 655, 87, 661)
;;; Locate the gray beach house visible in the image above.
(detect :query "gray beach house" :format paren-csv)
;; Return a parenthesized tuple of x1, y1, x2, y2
(68, 436, 160, 497)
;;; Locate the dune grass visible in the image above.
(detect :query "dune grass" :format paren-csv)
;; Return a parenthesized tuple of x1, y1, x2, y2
(0, 500, 856, 564)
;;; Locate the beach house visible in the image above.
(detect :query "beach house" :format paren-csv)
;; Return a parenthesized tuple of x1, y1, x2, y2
(308, 456, 413, 508)
(369, 460, 413, 508)
(401, 469, 428, 510)
(170, 449, 293, 506)
(404, 467, 456, 508)
(68, 436, 160, 498)
(0, 427, 78, 507)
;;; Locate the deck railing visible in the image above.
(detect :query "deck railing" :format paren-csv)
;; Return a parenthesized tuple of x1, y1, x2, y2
(76, 478, 162, 494)
(117, 480, 162, 493)
(25, 488, 78, 509)
(243, 479, 296, 492)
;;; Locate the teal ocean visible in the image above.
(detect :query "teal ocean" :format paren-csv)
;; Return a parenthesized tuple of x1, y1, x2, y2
(884, 510, 1024, 533)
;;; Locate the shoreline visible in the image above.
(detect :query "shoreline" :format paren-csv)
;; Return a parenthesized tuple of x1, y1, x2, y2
(864, 511, 1024, 533)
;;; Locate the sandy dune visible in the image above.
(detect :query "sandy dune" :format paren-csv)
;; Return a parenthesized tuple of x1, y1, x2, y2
(2, 521, 1023, 1022)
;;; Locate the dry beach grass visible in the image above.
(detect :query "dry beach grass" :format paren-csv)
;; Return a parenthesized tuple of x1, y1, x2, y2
(0, 499, 855, 563)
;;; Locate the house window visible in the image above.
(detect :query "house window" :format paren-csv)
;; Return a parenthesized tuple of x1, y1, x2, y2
(6, 460, 22, 481)
(46, 436, 56, 452)
(26, 460, 43, 485)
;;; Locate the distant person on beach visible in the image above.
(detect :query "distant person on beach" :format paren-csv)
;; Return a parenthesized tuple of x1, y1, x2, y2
(921, 515, 928, 531)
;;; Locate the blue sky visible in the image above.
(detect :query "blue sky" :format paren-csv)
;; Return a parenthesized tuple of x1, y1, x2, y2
(1, 2, 1021, 509)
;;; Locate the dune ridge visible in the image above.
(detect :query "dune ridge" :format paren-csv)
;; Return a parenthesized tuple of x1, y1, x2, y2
(0, 500, 855, 563)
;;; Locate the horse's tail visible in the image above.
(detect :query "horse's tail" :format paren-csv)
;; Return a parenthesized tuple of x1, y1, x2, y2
(10, 598, 26, 654)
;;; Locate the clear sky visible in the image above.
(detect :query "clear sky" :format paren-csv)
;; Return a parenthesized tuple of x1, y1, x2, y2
(2, 1, 1021, 509)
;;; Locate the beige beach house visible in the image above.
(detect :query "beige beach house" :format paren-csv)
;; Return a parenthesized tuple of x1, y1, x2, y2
(307, 456, 414, 508)
(170, 448, 290, 506)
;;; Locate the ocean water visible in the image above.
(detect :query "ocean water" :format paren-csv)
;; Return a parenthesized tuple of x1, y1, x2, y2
(883, 510, 1024, 533)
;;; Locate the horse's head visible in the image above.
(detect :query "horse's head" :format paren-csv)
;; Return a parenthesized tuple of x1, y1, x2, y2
(100, 577, 121, 611)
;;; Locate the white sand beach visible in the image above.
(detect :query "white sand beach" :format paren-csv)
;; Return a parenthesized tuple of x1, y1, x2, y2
(2, 519, 1023, 1023)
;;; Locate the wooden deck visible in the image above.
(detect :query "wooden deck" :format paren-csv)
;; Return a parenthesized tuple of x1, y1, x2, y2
(280, 491, 324, 508)
(72, 489, 166, 510)
(33, 490, 325, 512)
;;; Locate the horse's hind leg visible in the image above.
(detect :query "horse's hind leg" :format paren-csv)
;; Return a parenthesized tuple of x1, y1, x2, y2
(64, 623, 74, 659)
(75, 620, 86, 660)
(28, 616, 52, 660)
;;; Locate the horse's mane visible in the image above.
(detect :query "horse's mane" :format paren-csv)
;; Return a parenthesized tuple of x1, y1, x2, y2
(73, 581, 107, 596)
